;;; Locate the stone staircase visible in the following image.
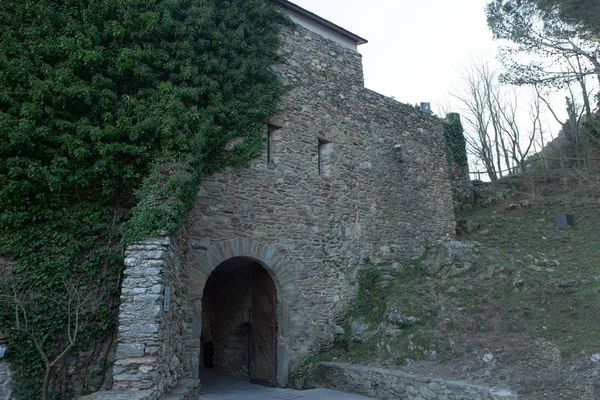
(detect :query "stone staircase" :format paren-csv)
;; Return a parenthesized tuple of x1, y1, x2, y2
(79, 379, 200, 400)
(161, 379, 201, 400)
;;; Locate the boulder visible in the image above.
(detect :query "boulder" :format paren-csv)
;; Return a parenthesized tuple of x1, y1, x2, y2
(456, 219, 480, 235)
(385, 303, 418, 328)
(423, 241, 480, 276)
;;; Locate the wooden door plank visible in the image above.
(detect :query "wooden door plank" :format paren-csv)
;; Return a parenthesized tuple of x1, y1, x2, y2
(249, 263, 277, 386)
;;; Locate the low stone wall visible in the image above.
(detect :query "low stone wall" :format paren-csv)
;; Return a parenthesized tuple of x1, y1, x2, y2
(316, 362, 517, 400)
(111, 236, 187, 398)
(80, 389, 154, 400)
(0, 361, 13, 399)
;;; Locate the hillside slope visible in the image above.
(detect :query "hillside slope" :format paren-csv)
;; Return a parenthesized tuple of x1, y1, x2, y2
(311, 171, 600, 400)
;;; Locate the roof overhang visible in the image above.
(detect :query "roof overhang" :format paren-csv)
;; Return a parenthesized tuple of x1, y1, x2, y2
(271, 0, 368, 46)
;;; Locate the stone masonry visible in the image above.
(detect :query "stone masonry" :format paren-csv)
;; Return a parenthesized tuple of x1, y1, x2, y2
(100, 7, 456, 399)
(183, 20, 455, 386)
(110, 237, 191, 398)
(0, 361, 13, 400)
(316, 362, 517, 400)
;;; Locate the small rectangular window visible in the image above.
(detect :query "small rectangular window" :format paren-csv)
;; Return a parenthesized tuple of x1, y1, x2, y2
(267, 125, 280, 164)
(267, 129, 274, 164)
(318, 140, 333, 176)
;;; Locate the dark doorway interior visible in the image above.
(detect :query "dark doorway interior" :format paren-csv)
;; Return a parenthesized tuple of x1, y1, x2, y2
(201, 258, 277, 387)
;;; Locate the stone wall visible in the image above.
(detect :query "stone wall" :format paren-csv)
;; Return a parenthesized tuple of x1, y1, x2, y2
(316, 362, 517, 400)
(183, 21, 454, 383)
(450, 160, 476, 212)
(111, 237, 188, 399)
(104, 15, 456, 396)
(0, 361, 13, 400)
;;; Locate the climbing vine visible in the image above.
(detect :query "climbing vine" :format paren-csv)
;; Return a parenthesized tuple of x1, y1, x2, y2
(443, 113, 468, 166)
(0, 0, 288, 397)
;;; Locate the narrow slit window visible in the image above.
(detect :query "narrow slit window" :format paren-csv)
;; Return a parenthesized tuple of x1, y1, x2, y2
(267, 125, 280, 164)
(267, 129, 274, 164)
(318, 140, 333, 176)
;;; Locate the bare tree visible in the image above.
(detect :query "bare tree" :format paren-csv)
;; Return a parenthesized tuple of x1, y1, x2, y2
(453, 62, 499, 180)
(453, 60, 542, 180)
(497, 88, 540, 172)
(1, 274, 102, 400)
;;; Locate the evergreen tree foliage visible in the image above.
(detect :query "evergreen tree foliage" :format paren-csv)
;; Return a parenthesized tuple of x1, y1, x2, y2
(0, 0, 287, 397)
(534, 0, 600, 39)
(486, 0, 600, 88)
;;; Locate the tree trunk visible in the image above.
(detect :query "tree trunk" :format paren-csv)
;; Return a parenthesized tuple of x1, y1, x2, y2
(42, 365, 51, 400)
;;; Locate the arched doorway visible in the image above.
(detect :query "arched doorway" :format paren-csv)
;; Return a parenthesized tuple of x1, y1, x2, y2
(201, 257, 277, 387)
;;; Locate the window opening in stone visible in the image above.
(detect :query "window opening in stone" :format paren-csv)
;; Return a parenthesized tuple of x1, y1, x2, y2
(267, 125, 280, 165)
(267, 130, 274, 164)
(318, 140, 333, 176)
(201, 257, 277, 387)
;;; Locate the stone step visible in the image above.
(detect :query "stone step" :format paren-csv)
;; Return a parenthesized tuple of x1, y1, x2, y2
(315, 362, 518, 400)
(79, 389, 154, 400)
(160, 379, 201, 400)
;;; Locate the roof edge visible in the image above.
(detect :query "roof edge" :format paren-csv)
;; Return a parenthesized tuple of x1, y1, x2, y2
(271, 0, 368, 45)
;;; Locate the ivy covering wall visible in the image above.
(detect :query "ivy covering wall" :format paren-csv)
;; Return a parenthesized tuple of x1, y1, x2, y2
(443, 113, 468, 166)
(0, 0, 287, 398)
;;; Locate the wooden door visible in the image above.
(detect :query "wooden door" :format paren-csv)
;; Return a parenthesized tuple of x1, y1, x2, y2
(249, 263, 277, 386)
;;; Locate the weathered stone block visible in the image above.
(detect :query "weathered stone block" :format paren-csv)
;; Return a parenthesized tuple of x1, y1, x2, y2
(116, 343, 146, 358)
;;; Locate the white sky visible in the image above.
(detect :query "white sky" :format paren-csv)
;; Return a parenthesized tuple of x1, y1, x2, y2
(292, 0, 499, 111)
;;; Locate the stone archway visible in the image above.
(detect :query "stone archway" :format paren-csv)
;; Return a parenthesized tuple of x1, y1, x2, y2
(185, 239, 305, 388)
(201, 258, 278, 386)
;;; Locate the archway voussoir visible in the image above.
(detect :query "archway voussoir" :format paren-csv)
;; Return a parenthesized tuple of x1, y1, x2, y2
(243, 238, 254, 258)
(262, 250, 281, 269)
(274, 263, 294, 282)
(222, 240, 235, 259)
(250, 242, 263, 259)
(211, 243, 228, 266)
(195, 252, 214, 274)
(189, 264, 208, 280)
(259, 245, 271, 261)
(230, 238, 244, 257)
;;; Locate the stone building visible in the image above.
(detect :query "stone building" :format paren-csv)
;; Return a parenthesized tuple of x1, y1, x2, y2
(109, 1, 455, 398)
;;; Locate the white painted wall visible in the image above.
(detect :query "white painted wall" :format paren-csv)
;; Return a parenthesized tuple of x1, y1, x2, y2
(278, 7, 358, 51)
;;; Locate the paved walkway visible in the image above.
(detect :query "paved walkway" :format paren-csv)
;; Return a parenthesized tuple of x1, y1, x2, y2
(198, 370, 372, 399)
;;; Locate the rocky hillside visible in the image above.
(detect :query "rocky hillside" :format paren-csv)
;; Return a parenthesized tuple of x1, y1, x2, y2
(310, 171, 600, 400)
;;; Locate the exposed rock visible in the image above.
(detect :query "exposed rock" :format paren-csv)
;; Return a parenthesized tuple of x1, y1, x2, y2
(559, 280, 579, 288)
(512, 272, 524, 286)
(385, 303, 418, 327)
(456, 219, 480, 235)
(506, 200, 532, 211)
(481, 197, 497, 207)
(446, 286, 458, 294)
(423, 241, 480, 276)
(350, 320, 372, 343)
(0, 361, 13, 400)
